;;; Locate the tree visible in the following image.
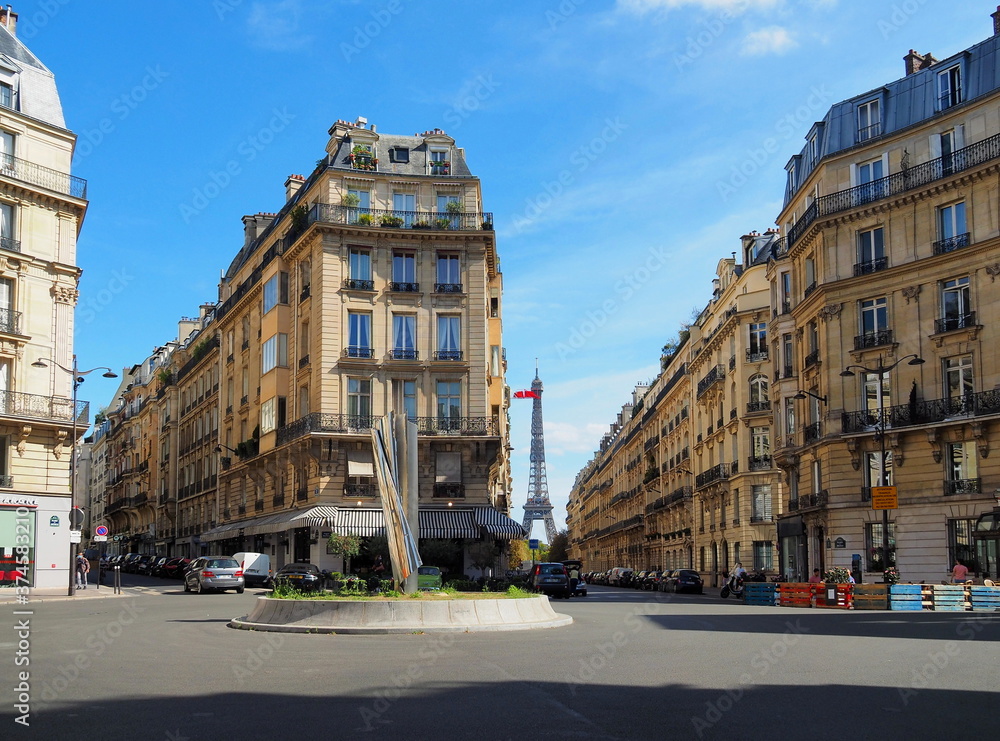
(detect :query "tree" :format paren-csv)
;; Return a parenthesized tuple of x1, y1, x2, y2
(419, 538, 461, 566)
(467, 540, 501, 579)
(327, 533, 362, 573)
(363, 534, 390, 563)
(548, 530, 570, 562)
(508, 539, 530, 570)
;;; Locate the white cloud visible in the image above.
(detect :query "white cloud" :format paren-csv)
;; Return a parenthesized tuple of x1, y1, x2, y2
(617, 0, 780, 14)
(741, 26, 798, 55)
(246, 0, 313, 51)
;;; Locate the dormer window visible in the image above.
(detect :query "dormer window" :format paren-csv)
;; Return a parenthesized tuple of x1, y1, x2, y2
(0, 82, 12, 110)
(857, 99, 881, 142)
(389, 147, 409, 164)
(429, 150, 450, 176)
(350, 143, 377, 171)
(938, 65, 962, 110)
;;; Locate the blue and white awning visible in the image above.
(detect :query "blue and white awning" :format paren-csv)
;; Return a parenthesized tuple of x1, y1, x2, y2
(474, 507, 528, 539)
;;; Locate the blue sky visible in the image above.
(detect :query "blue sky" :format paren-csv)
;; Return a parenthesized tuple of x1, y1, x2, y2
(20, 0, 994, 541)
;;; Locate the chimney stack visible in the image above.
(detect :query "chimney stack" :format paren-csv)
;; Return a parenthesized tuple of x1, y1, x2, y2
(0, 6, 17, 36)
(904, 49, 938, 76)
(284, 174, 305, 202)
(992, 5, 1000, 35)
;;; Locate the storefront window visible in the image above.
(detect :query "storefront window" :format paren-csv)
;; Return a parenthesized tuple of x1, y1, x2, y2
(0, 506, 35, 587)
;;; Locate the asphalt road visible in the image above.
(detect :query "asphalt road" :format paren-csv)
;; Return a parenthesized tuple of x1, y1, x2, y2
(2, 577, 999, 741)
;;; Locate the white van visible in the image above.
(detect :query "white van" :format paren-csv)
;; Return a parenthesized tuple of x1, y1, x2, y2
(233, 552, 272, 588)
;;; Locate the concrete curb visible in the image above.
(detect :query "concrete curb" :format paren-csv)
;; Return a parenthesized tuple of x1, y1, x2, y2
(228, 594, 574, 634)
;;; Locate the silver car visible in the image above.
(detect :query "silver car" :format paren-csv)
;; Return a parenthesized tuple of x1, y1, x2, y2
(184, 557, 245, 594)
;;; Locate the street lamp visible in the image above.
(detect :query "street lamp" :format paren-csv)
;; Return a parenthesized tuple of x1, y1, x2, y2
(840, 354, 924, 582)
(793, 389, 828, 404)
(32, 356, 117, 596)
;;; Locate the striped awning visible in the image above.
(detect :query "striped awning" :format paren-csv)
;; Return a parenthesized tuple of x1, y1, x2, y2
(338, 508, 385, 537)
(419, 509, 478, 539)
(200, 513, 272, 542)
(474, 507, 528, 539)
(245, 506, 339, 534)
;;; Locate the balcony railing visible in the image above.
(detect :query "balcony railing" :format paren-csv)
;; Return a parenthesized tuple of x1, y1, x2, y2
(803, 282, 818, 299)
(934, 312, 976, 334)
(746, 349, 768, 363)
(390, 281, 419, 292)
(697, 364, 726, 398)
(854, 329, 893, 351)
(0, 389, 89, 425)
(933, 232, 971, 255)
(275, 413, 378, 445)
(0, 306, 22, 334)
(435, 283, 464, 293)
(747, 455, 772, 471)
(696, 463, 731, 488)
(746, 400, 770, 414)
(0, 152, 87, 199)
(390, 349, 418, 360)
(0, 235, 20, 253)
(804, 349, 820, 368)
(411, 417, 498, 436)
(843, 389, 1000, 433)
(857, 122, 882, 142)
(787, 132, 1000, 250)
(803, 421, 821, 443)
(853, 257, 888, 276)
(344, 278, 375, 291)
(345, 346, 375, 359)
(798, 491, 829, 509)
(433, 350, 463, 361)
(433, 483, 465, 499)
(345, 484, 378, 498)
(945, 478, 981, 496)
(308, 203, 494, 232)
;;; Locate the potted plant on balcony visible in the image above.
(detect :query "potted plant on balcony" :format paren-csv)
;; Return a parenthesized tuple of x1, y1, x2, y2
(434, 217, 451, 230)
(481, 219, 493, 230)
(341, 192, 360, 208)
(357, 213, 374, 226)
(381, 214, 404, 227)
(445, 200, 463, 215)
(412, 220, 431, 230)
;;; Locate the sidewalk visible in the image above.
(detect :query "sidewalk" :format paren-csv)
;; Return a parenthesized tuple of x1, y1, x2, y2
(0, 577, 130, 605)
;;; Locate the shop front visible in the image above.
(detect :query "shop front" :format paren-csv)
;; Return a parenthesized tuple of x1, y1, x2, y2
(0, 493, 71, 590)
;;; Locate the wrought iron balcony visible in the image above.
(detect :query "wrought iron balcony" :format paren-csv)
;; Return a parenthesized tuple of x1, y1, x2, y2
(298, 355, 309, 369)
(746, 400, 770, 414)
(803, 421, 821, 443)
(729, 356, 736, 371)
(345, 484, 378, 498)
(254, 500, 265, 512)
(697, 364, 726, 398)
(411, 416, 498, 435)
(854, 329, 893, 351)
(0, 474, 12, 488)
(0, 389, 89, 425)
(804, 349, 820, 368)
(934, 312, 976, 334)
(308, 203, 494, 232)
(853, 257, 888, 276)
(390, 281, 419, 292)
(945, 478, 981, 496)
(299, 284, 311, 301)
(272, 494, 285, 507)
(345, 346, 375, 359)
(748, 455, 772, 471)
(0, 235, 19, 253)
(275, 412, 378, 445)
(0, 152, 87, 199)
(344, 278, 375, 291)
(857, 121, 882, 142)
(798, 491, 829, 509)
(695, 462, 731, 488)
(804, 282, 818, 299)
(933, 232, 971, 255)
(297, 488, 308, 501)
(0, 307, 22, 334)
(390, 349, 418, 360)
(433, 350, 463, 361)
(746, 349, 768, 363)
(787, 132, 1000, 250)
(788, 498, 800, 511)
(433, 482, 465, 499)
(842, 389, 1000, 433)
(434, 283, 463, 293)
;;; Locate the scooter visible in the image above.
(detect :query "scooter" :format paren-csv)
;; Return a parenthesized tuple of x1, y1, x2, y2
(719, 573, 746, 599)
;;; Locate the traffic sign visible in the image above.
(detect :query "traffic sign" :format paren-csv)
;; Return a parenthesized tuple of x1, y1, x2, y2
(69, 530, 82, 543)
(871, 486, 898, 510)
(95, 525, 109, 537)
(529, 539, 539, 550)
(94, 535, 108, 542)
(69, 507, 85, 528)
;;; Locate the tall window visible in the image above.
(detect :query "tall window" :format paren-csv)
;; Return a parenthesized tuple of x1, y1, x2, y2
(857, 98, 880, 141)
(938, 65, 962, 109)
(0, 130, 13, 170)
(863, 371, 890, 414)
(299, 319, 310, 360)
(436, 194, 460, 227)
(393, 192, 416, 226)
(864, 449, 892, 489)
(940, 129, 957, 176)
(0, 201, 14, 250)
(780, 273, 791, 312)
(436, 254, 461, 292)
(748, 323, 767, 361)
(436, 315, 461, 360)
(0, 277, 13, 334)
(436, 380, 461, 422)
(865, 522, 895, 571)
(392, 251, 417, 290)
(263, 272, 288, 313)
(856, 227, 885, 274)
(938, 202, 967, 246)
(392, 314, 416, 359)
(429, 150, 449, 175)
(941, 277, 972, 331)
(748, 374, 768, 411)
(299, 384, 309, 417)
(750, 428, 770, 469)
(0, 82, 12, 110)
(812, 459, 822, 495)
(347, 378, 371, 419)
(947, 519, 979, 572)
(859, 297, 888, 344)
(751, 485, 772, 522)
(784, 397, 795, 436)
(394, 379, 417, 420)
(348, 249, 373, 290)
(348, 187, 370, 210)
(944, 355, 974, 404)
(347, 312, 372, 357)
(946, 441, 978, 494)
(781, 334, 793, 377)
(261, 333, 287, 373)
(752, 541, 773, 571)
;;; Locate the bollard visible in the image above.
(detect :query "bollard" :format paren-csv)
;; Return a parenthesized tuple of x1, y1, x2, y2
(113, 565, 122, 594)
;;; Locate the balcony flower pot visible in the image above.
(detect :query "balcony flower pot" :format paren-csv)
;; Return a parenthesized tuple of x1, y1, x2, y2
(381, 215, 404, 227)
(412, 221, 432, 230)
(357, 214, 374, 226)
(434, 217, 451, 230)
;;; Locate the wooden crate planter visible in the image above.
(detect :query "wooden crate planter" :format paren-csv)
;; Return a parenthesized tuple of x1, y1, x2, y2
(889, 584, 923, 611)
(852, 584, 888, 610)
(813, 583, 853, 609)
(930, 584, 968, 611)
(969, 585, 1000, 611)
(743, 582, 777, 606)
(777, 582, 815, 608)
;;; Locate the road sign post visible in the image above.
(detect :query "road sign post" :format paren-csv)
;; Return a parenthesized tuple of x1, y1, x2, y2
(871, 486, 898, 510)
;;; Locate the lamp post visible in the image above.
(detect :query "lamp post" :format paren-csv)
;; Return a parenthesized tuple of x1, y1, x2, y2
(32, 356, 117, 596)
(841, 354, 924, 582)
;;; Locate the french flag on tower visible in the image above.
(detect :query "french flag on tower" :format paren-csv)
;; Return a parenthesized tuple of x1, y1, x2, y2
(513, 390, 539, 399)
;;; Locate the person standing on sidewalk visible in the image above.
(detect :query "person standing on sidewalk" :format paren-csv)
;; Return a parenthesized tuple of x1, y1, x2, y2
(75, 553, 90, 590)
(952, 559, 970, 583)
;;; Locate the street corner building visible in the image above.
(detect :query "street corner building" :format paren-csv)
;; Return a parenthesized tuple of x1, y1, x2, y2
(568, 9, 1000, 586)
(0, 8, 91, 590)
(90, 117, 522, 576)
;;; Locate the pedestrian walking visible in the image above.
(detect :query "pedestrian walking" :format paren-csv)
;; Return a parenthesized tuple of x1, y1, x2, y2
(76, 552, 90, 589)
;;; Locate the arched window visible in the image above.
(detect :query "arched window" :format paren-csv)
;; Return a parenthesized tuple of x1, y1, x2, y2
(749, 374, 769, 404)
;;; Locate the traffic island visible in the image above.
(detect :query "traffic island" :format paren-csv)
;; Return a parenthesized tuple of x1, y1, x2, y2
(229, 594, 573, 634)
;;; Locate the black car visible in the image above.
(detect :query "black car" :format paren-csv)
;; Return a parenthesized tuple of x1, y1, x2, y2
(643, 570, 665, 591)
(143, 556, 168, 576)
(662, 569, 704, 594)
(272, 562, 323, 591)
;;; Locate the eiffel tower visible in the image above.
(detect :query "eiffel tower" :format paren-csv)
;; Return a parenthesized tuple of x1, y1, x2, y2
(522, 368, 557, 542)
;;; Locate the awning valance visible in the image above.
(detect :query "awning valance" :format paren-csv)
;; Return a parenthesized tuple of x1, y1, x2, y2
(338, 508, 384, 537)
(419, 509, 478, 539)
(474, 507, 528, 539)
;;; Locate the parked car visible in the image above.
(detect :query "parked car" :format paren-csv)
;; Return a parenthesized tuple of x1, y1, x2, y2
(143, 556, 168, 576)
(417, 566, 443, 590)
(233, 552, 272, 588)
(272, 562, 323, 591)
(161, 557, 191, 579)
(662, 569, 705, 594)
(529, 562, 571, 599)
(644, 570, 666, 590)
(120, 553, 141, 572)
(184, 557, 245, 594)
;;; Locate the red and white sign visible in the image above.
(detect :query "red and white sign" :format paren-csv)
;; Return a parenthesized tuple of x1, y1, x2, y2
(95, 525, 109, 536)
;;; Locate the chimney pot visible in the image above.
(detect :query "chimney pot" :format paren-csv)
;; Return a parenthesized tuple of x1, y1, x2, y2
(992, 5, 1000, 35)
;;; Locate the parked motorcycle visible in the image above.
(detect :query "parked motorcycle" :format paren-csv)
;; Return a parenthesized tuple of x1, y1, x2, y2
(719, 573, 746, 599)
